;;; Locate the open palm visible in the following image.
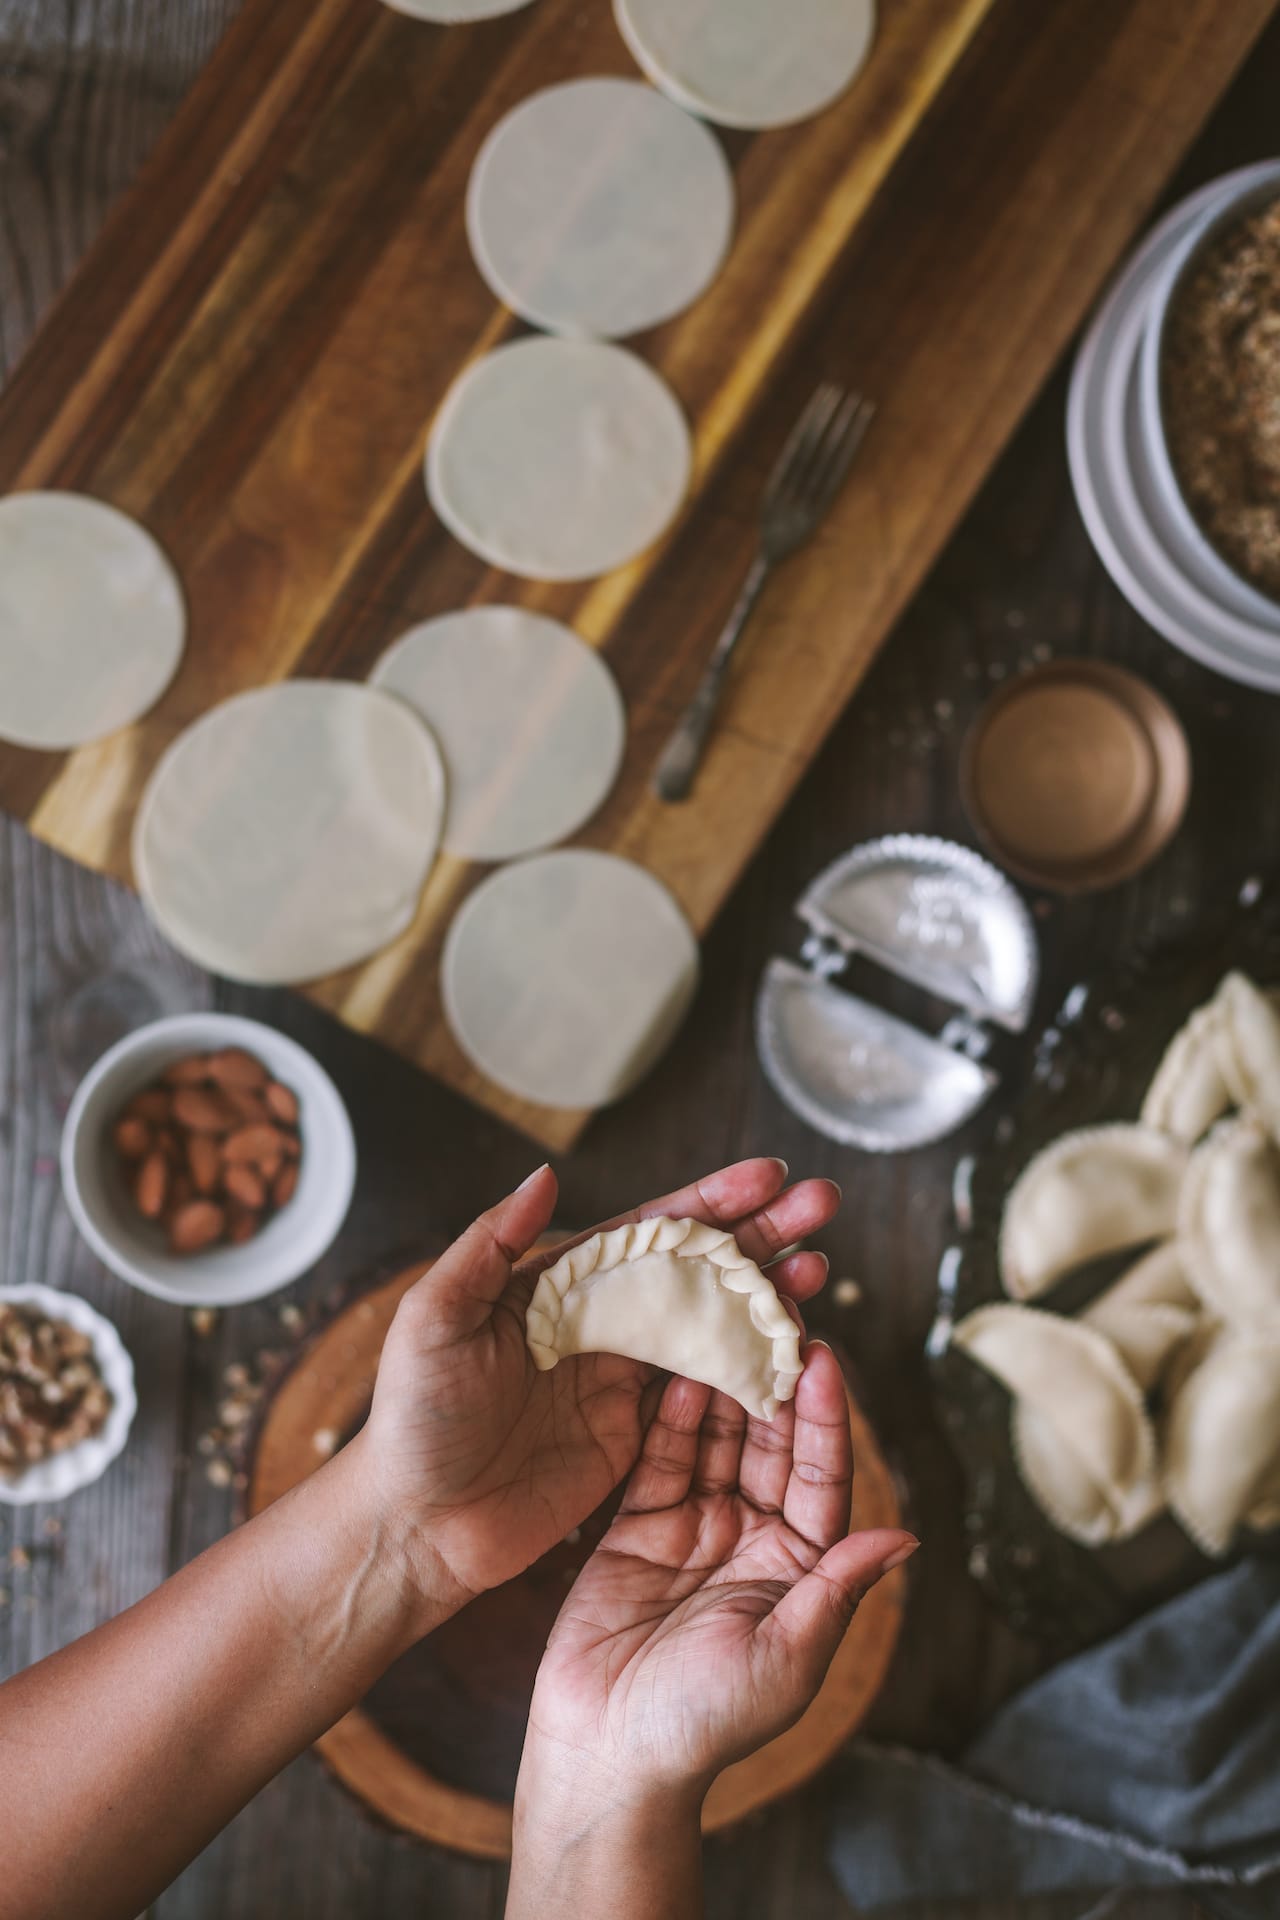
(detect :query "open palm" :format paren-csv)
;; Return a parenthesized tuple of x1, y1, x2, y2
(525, 1347, 915, 1790)
(363, 1159, 840, 1605)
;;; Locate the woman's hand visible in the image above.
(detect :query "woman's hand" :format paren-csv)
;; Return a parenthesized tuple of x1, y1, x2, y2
(505, 1348, 917, 1918)
(525, 1344, 916, 1790)
(354, 1157, 840, 1627)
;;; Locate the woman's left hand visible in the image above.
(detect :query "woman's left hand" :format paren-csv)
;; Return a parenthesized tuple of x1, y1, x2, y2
(519, 1343, 917, 1799)
(354, 1158, 839, 1626)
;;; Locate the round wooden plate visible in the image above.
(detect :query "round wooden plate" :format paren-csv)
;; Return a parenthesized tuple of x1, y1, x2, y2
(248, 1259, 905, 1858)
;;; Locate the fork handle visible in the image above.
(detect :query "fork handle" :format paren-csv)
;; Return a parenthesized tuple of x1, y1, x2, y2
(653, 556, 770, 802)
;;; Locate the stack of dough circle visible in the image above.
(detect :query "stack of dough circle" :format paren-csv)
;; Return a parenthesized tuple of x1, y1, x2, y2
(426, 336, 691, 580)
(442, 849, 699, 1107)
(370, 607, 625, 861)
(466, 76, 734, 339)
(134, 682, 446, 985)
(614, 0, 877, 130)
(0, 492, 186, 750)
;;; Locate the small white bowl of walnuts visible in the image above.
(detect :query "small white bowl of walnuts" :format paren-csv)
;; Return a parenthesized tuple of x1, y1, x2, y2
(0, 1286, 136, 1505)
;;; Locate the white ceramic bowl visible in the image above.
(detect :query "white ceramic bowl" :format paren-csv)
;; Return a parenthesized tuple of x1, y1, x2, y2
(0, 1284, 136, 1505)
(1137, 158, 1280, 624)
(1068, 164, 1280, 692)
(61, 1013, 356, 1307)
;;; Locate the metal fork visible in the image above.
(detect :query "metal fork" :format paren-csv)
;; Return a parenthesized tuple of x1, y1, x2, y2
(652, 382, 876, 802)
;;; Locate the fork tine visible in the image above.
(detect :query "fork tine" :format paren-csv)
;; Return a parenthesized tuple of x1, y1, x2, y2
(802, 393, 876, 517)
(763, 382, 842, 516)
(793, 389, 859, 506)
(782, 386, 849, 507)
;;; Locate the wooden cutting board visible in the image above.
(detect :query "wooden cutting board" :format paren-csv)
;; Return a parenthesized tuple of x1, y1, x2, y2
(0, 0, 1272, 1150)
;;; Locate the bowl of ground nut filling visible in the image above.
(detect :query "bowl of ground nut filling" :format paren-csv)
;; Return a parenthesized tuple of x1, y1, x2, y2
(61, 1013, 355, 1307)
(1140, 161, 1280, 618)
(0, 1286, 136, 1504)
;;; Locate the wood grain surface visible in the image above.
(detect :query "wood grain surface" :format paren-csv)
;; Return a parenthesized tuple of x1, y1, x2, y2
(0, 0, 1271, 1152)
(4, 6, 1280, 1919)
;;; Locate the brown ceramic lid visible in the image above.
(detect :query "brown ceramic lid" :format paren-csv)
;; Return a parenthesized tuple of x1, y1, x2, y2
(960, 660, 1190, 892)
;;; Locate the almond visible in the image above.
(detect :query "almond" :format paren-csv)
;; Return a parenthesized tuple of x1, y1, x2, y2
(113, 1117, 152, 1160)
(125, 1088, 172, 1125)
(264, 1081, 300, 1126)
(225, 1204, 259, 1246)
(134, 1151, 169, 1219)
(168, 1201, 225, 1254)
(223, 1163, 266, 1210)
(206, 1047, 268, 1092)
(272, 1162, 299, 1209)
(171, 1086, 237, 1135)
(186, 1134, 222, 1195)
(163, 1054, 212, 1086)
(223, 1086, 272, 1126)
(167, 1173, 194, 1214)
(223, 1123, 287, 1168)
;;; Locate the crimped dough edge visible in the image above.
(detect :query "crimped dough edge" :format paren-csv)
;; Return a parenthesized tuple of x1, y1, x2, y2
(525, 1216, 803, 1417)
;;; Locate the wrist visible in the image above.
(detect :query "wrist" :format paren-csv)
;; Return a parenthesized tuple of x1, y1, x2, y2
(511, 1732, 705, 1920)
(255, 1436, 462, 1676)
(515, 1724, 707, 1832)
(324, 1431, 471, 1646)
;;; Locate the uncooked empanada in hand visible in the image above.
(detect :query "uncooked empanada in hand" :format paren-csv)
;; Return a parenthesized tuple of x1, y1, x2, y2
(1163, 1326, 1280, 1556)
(525, 1217, 803, 1420)
(999, 1124, 1187, 1300)
(952, 1302, 1161, 1545)
(1179, 1116, 1280, 1333)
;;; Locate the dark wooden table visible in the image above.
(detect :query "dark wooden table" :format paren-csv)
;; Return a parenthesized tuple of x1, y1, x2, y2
(2, 6, 1276, 1916)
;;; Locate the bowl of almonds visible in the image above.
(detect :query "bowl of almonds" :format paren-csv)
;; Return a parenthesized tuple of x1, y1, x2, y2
(61, 1014, 355, 1306)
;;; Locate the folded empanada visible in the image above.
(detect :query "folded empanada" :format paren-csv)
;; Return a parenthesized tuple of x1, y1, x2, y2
(525, 1216, 803, 1420)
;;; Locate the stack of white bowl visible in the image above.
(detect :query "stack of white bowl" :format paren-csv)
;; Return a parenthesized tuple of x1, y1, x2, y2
(1069, 159, 1280, 694)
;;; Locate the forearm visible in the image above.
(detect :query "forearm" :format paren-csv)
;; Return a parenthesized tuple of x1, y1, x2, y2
(0, 1433, 456, 1920)
(508, 1744, 705, 1920)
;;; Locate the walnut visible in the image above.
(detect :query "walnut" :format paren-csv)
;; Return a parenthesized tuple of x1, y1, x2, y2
(0, 1305, 113, 1482)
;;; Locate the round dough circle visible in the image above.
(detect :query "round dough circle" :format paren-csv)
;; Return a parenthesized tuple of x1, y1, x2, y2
(614, 0, 877, 130)
(379, 0, 534, 20)
(466, 77, 734, 339)
(134, 681, 445, 985)
(0, 491, 186, 750)
(426, 337, 691, 580)
(370, 608, 625, 861)
(443, 850, 699, 1107)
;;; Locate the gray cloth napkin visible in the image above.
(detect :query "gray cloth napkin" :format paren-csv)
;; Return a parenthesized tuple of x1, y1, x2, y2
(830, 1557, 1280, 1919)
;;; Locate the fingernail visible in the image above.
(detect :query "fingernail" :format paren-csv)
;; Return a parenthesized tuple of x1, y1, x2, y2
(770, 1157, 790, 1179)
(517, 1163, 550, 1191)
(879, 1536, 920, 1573)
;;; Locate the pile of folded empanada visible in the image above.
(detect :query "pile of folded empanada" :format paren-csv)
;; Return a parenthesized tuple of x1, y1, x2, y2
(952, 972, 1280, 1557)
